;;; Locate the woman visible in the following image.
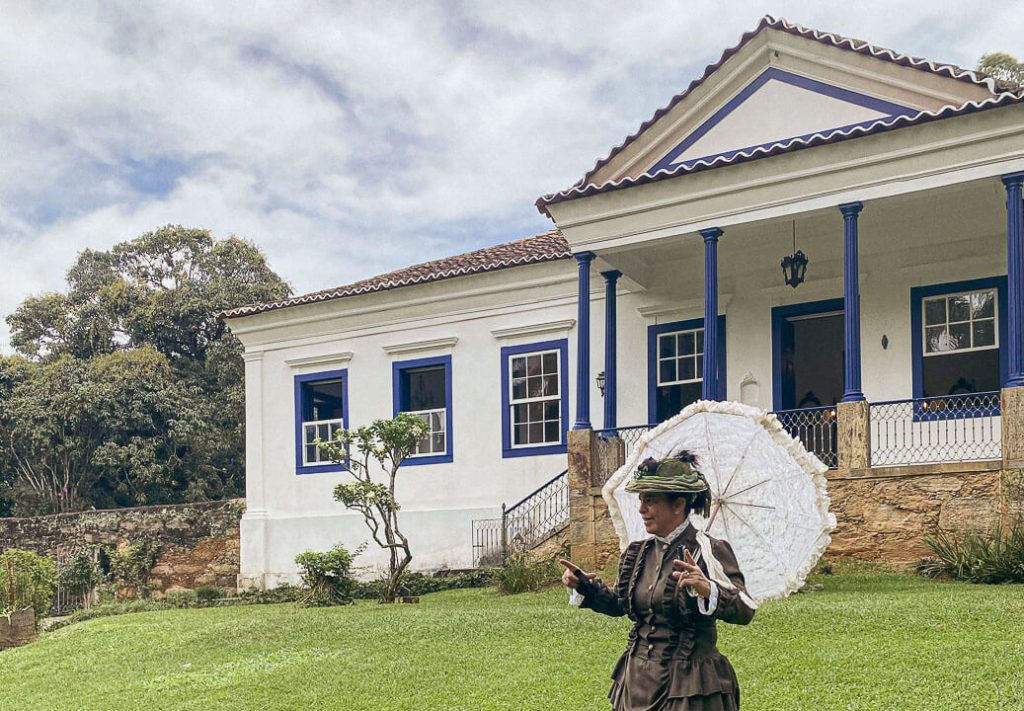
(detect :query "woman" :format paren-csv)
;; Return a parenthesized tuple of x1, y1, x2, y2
(560, 452, 756, 711)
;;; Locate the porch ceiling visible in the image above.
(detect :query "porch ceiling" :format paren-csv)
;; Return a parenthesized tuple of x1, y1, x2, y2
(597, 174, 1008, 293)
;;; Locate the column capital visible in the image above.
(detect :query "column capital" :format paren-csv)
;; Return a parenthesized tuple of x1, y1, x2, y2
(574, 251, 596, 265)
(699, 227, 723, 243)
(600, 269, 622, 283)
(1001, 171, 1024, 188)
(838, 201, 863, 217)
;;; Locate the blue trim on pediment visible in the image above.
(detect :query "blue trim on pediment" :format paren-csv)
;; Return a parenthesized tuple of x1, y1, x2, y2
(649, 68, 918, 175)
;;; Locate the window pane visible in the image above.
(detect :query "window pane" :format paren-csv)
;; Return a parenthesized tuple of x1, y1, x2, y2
(304, 426, 316, 445)
(528, 402, 543, 420)
(544, 422, 559, 442)
(544, 401, 559, 420)
(432, 433, 445, 452)
(305, 444, 317, 463)
(513, 403, 527, 424)
(511, 356, 526, 379)
(659, 360, 675, 384)
(678, 332, 694, 355)
(542, 374, 558, 396)
(406, 366, 445, 410)
(926, 326, 949, 353)
(948, 295, 971, 323)
(973, 319, 996, 348)
(679, 357, 694, 381)
(924, 298, 946, 326)
(529, 423, 543, 443)
(511, 377, 527, 400)
(695, 355, 703, 377)
(515, 424, 528, 445)
(972, 291, 995, 319)
(526, 355, 541, 376)
(659, 335, 676, 358)
(948, 323, 971, 350)
(307, 379, 344, 421)
(696, 330, 704, 351)
(542, 352, 557, 373)
(527, 375, 545, 398)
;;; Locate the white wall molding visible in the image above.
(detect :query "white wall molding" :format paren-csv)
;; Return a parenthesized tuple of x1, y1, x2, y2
(283, 351, 354, 368)
(490, 319, 576, 340)
(381, 337, 459, 355)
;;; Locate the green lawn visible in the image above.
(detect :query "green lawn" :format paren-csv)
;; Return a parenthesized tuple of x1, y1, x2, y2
(1, 574, 1023, 710)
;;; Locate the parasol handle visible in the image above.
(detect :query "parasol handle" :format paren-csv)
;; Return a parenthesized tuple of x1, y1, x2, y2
(704, 500, 722, 532)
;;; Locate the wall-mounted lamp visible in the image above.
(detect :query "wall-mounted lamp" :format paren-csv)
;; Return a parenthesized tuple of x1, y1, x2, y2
(596, 370, 606, 398)
(781, 220, 808, 288)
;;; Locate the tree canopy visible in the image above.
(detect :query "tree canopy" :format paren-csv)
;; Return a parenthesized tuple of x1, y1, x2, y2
(0, 225, 290, 516)
(977, 52, 1024, 87)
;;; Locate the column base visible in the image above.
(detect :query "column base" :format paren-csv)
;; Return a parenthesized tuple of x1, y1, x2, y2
(837, 400, 870, 471)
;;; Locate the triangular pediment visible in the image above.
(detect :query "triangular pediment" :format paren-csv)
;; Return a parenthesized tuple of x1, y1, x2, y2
(578, 19, 998, 189)
(650, 68, 916, 172)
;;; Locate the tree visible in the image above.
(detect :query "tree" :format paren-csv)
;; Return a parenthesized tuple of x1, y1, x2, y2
(1, 225, 291, 515)
(977, 52, 1024, 87)
(317, 414, 430, 603)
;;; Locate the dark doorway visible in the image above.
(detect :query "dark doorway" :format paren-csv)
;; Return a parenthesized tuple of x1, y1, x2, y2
(773, 299, 844, 411)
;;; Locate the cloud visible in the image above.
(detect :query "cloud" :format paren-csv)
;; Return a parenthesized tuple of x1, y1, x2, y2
(1, 0, 1022, 352)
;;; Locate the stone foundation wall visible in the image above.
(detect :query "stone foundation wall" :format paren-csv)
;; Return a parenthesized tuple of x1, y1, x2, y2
(826, 465, 1009, 566)
(0, 608, 36, 650)
(0, 499, 245, 594)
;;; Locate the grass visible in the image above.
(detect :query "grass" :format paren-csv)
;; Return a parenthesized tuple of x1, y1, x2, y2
(1, 574, 1023, 710)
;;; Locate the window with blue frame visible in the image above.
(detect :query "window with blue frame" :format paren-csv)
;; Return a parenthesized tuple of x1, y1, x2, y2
(500, 340, 569, 458)
(648, 316, 726, 423)
(393, 355, 452, 465)
(294, 369, 348, 474)
(911, 276, 1006, 417)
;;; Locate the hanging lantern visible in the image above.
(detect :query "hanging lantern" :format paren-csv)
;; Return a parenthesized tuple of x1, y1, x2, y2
(781, 221, 808, 288)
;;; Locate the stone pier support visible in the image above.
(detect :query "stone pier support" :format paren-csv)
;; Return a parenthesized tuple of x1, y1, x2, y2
(1001, 386, 1024, 469)
(567, 429, 624, 568)
(836, 400, 870, 472)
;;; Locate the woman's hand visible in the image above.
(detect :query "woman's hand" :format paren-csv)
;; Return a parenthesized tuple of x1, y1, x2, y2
(558, 558, 596, 590)
(672, 549, 712, 598)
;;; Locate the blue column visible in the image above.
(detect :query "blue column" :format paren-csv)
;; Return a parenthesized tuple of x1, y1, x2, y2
(839, 202, 865, 402)
(601, 270, 621, 429)
(573, 252, 595, 430)
(700, 227, 723, 401)
(1004, 172, 1024, 387)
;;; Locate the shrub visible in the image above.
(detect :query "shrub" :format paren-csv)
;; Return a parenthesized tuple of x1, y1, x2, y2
(163, 589, 197, 609)
(195, 585, 226, 602)
(57, 550, 102, 603)
(236, 585, 305, 605)
(494, 552, 558, 595)
(295, 544, 362, 606)
(105, 543, 160, 599)
(920, 518, 1024, 584)
(353, 569, 496, 599)
(0, 549, 56, 622)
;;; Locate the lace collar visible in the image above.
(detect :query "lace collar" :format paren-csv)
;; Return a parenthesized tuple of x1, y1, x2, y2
(652, 515, 692, 545)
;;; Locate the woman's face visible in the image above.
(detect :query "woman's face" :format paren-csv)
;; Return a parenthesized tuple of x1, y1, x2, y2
(638, 493, 688, 538)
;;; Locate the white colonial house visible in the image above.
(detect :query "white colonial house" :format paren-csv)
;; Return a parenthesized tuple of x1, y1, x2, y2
(223, 17, 1024, 588)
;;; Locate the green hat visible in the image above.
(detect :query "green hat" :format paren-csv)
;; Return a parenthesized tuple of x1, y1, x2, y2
(625, 451, 711, 516)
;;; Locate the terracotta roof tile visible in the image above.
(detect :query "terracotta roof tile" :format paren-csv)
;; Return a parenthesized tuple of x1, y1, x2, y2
(219, 230, 570, 320)
(536, 15, 1018, 216)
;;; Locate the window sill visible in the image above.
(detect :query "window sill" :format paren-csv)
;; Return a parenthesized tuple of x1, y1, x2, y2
(502, 443, 567, 459)
(296, 463, 348, 475)
(400, 453, 453, 467)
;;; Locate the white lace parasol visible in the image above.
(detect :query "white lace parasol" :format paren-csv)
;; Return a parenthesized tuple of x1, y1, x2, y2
(602, 400, 836, 602)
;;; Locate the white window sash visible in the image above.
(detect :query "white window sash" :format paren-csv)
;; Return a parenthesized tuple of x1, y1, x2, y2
(922, 289, 999, 357)
(301, 418, 344, 466)
(404, 407, 447, 456)
(656, 328, 704, 387)
(507, 349, 562, 447)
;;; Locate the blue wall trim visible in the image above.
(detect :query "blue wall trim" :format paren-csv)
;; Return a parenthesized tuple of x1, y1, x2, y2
(500, 339, 570, 458)
(392, 354, 453, 466)
(647, 315, 727, 424)
(294, 368, 349, 475)
(770, 298, 845, 411)
(910, 275, 1008, 403)
(650, 68, 917, 174)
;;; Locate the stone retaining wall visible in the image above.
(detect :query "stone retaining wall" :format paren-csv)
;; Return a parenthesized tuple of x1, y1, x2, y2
(0, 499, 245, 594)
(0, 608, 36, 650)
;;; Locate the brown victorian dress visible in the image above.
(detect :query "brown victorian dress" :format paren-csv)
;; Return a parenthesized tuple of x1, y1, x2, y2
(578, 522, 755, 710)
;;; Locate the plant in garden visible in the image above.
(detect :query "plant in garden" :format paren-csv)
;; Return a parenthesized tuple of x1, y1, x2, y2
(494, 551, 559, 594)
(294, 544, 363, 606)
(56, 550, 102, 609)
(317, 413, 430, 603)
(104, 543, 160, 599)
(0, 549, 56, 622)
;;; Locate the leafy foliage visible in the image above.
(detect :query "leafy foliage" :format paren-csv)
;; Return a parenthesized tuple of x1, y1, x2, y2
(0, 225, 290, 515)
(977, 51, 1024, 86)
(105, 543, 160, 599)
(353, 569, 495, 599)
(0, 549, 56, 622)
(56, 550, 102, 599)
(318, 413, 430, 603)
(294, 544, 362, 606)
(493, 551, 559, 594)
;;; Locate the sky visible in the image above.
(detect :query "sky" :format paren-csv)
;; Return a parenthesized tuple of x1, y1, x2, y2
(2, 0, 1024, 353)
